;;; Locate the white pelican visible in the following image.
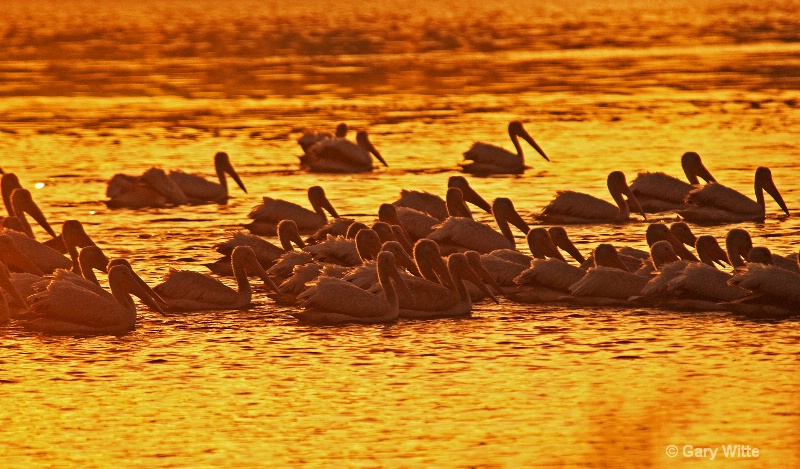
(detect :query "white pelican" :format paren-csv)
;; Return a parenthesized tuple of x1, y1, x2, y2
(1, 172, 24, 217)
(153, 246, 280, 311)
(677, 167, 790, 223)
(205, 219, 305, 276)
(300, 130, 386, 173)
(2, 218, 96, 275)
(379, 203, 440, 242)
(547, 226, 586, 264)
(397, 252, 497, 319)
(630, 152, 717, 212)
(167, 151, 247, 204)
(427, 198, 530, 253)
(728, 261, 800, 310)
(10, 244, 110, 302)
(21, 264, 165, 335)
(302, 228, 383, 267)
(293, 251, 412, 325)
(537, 171, 646, 224)
(245, 186, 339, 236)
(344, 241, 420, 290)
(297, 122, 348, 152)
(392, 176, 492, 220)
(460, 121, 549, 175)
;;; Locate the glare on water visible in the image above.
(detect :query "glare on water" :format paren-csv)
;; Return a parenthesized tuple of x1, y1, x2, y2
(1, 0, 799, 466)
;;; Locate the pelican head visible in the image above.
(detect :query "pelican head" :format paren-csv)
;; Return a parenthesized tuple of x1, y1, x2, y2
(231, 245, 281, 293)
(491, 198, 530, 245)
(377, 250, 414, 307)
(355, 229, 383, 262)
(277, 219, 305, 250)
(547, 226, 585, 263)
(607, 171, 646, 221)
(371, 221, 396, 244)
(725, 228, 753, 268)
(345, 221, 368, 239)
(593, 244, 630, 271)
(446, 187, 472, 219)
(9, 188, 56, 239)
(754, 167, 789, 216)
(695, 235, 730, 268)
(413, 239, 452, 287)
(1, 172, 23, 215)
(669, 222, 696, 247)
(681, 152, 716, 184)
(447, 176, 492, 213)
(508, 121, 549, 162)
(355, 131, 387, 167)
(747, 246, 773, 265)
(526, 228, 564, 261)
(77, 245, 111, 279)
(214, 151, 247, 194)
(108, 264, 166, 316)
(380, 241, 417, 274)
(308, 186, 340, 219)
(650, 240, 680, 268)
(335, 123, 348, 138)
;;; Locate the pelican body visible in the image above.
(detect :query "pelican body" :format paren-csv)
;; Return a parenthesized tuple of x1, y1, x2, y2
(537, 171, 646, 224)
(677, 167, 789, 224)
(300, 131, 386, 173)
(460, 121, 549, 175)
(629, 152, 717, 213)
(245, 186, 339, 236)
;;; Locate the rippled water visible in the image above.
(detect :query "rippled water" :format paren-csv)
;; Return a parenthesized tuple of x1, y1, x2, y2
(2, 0, 799, 466)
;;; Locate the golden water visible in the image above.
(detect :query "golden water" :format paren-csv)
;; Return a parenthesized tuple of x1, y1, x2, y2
(1, 0, 799, 466)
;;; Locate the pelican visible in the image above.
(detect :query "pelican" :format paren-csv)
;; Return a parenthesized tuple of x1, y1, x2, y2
(677, 167, 790, 223)
(392, 176, 492, 220)
(379, 203, 439, 242)
(427, 198, 530, 253)
(2, 218, 95, 274)
(297, 122, 348, 152)
(629, 152, 717, 212)
(728, 260, 800, 309)
(167, 152, 247, 204)
(567, 244, 651, 302)
(154, 246, 280, 311)
(245, 186, 339, 236)
(293, 251, 412, 325)
(397, 252, 497, 319)
(21, 264, 165, 335)
(106, 152, 246, 208)
(300, 130, 386, 173)
(537, 171, 647, 224)
(10, 244, 110, 302)
(205, 219, 305, 276)
(460, 121, 549, 175)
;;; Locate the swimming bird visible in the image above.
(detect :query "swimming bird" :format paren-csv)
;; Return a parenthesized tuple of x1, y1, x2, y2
(245, 186, 340, 236)
(205, 219, 305, 276)
(293, 251, 412, 325)
(4, 188, 57, 240)
(106, 152, 247, 208)
(297, 122, 348, 152)
(392, 176, 492, 220)
(460, 121, 549, 174)
(154, 246, 281, 311)
(677, 167, 789, 223)
(22, 264, 165, 335)
(0, 261, 29, 323)
(300, 130, 386, 173)
(537, 171, 646, 224)
(629, 152, 717, 212)
(427, 197, 530, 253)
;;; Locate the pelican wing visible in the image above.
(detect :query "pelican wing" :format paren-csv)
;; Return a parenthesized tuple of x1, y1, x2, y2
(302, 235, 361, 266)
(463, 143, 519, 168)
(427, 217, 512, 253)
(667, 263, 748, 302)
(304, 140, 372, 172)
(640, 260, 690, 298)
(685, 183, 760, 215)
(3, 230, 71, 273)
(729, 263, 800, 303)
(214, 231, 283, 262)
(569, 266, 649, 299)
(267, 252, 313, 278)
(479, 254, 527, 286)
(629, 172, 692, 204)
(248, 198, 323, 227)
(540, 191, 619, 222)
(393, 190, 447, 220)
(168, 171, 226, 202)
(397, 207, 439, 240)
(514, 259, 585, 292)
(29, 281, 123, 327)
(154, 270, 239, 305)
(279, 263, 322, 295)
(298, 276, 389, 317)
(400, 276, 461, 311)
(343, 262, 378, 290)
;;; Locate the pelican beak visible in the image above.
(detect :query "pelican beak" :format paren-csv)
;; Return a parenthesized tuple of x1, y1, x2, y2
(358, 132, 388, 167)
(448, 176, 492, 213)
(390, 244, 418, 274)
(320, 194, 340, 219)
(548, 227, 585, 263)
(459, 255, 499, 303)
(220, 153, 247, 194)
(623, 185, 647, 221)
(13, 189, 57, 238)
(519, 127, 549, 162)
(465, 251, 502, 296)
(761, 172, 790, 216)
(128, 268, 167, 314)
(711, 243, 731, 268)
(504, 202, 531, 235)
(664, 232, 699, 262)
